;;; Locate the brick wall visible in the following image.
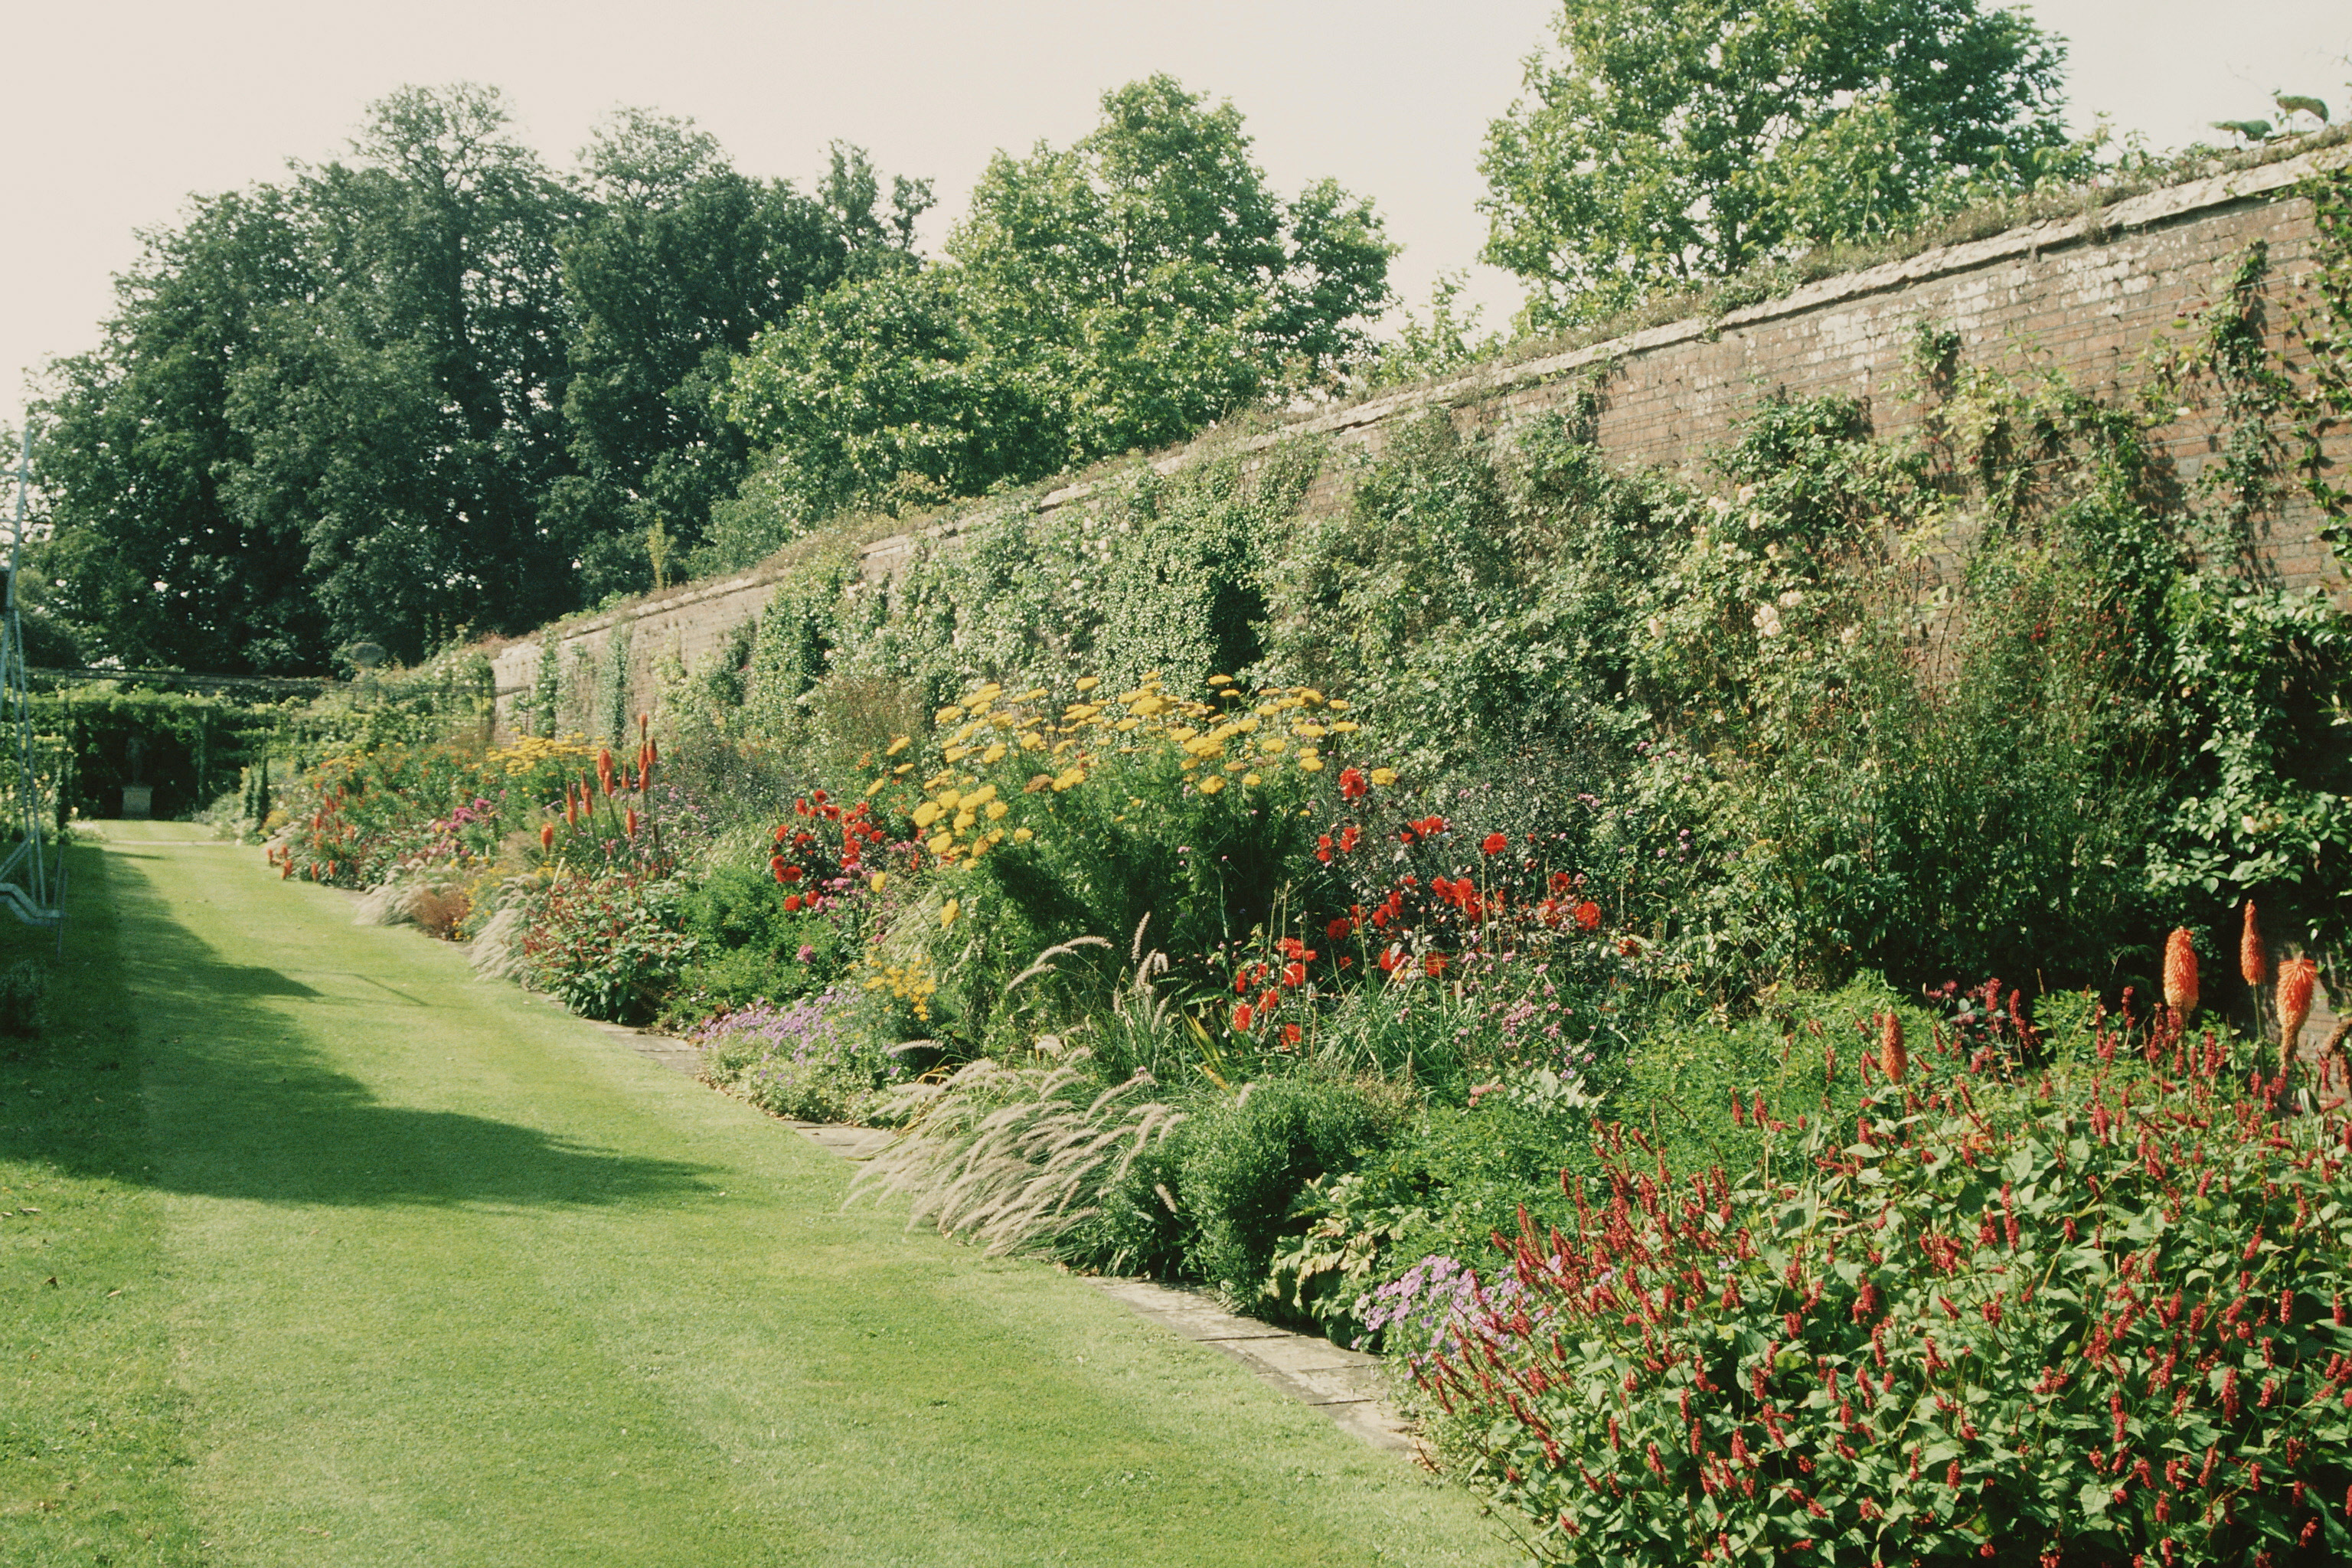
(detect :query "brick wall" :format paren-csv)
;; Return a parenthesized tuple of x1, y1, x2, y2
(487, 139, 2350, 732)
(481, 139, 2349, 1037)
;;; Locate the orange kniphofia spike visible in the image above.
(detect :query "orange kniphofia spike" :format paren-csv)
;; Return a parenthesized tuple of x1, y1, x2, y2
(2163, 929, 2200, 1019)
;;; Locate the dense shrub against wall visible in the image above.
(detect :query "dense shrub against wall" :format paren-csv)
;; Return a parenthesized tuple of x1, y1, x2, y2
(631, 202, 2351, 1008)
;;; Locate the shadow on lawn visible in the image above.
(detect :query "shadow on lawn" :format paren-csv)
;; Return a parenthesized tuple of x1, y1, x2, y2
(0, 841, 720, 1210)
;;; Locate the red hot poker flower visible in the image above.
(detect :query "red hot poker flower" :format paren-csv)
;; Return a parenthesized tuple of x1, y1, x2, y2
(2163, 928, 2200, 1018)
(2242, 900, 2268, 988)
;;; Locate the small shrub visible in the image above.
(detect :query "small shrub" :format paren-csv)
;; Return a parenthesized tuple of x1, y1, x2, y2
(0, 959, 45, 1036)
(519, 874, 697, 1023)
(851, 1050, 1187, 1256)
(694, 987, 903, 1123)
(1178, 1075, 1402, 1300)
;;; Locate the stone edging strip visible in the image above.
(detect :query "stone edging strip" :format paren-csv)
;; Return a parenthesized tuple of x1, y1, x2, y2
(589, 1018, 1417, 1453)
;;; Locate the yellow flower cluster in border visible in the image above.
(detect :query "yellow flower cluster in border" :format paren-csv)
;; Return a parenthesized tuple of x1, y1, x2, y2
(861, 958, 939, 1021)
(867, 675, 1359, 864)
(485, 733, 599, 776)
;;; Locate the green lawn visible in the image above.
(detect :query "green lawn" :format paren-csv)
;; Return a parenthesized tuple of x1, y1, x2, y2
(1, 824, 1515, 1566)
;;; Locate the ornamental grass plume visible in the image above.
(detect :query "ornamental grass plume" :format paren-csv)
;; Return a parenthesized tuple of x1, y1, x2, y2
(2164, 927, 2200, 1021)
(2241, 900, 2269, 988)
(1879, 1011, 1906, 1084)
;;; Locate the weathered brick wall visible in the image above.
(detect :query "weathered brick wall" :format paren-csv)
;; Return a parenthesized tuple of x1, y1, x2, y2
(485, 139, 2350, 735)
(480, 140, 2349, 1034)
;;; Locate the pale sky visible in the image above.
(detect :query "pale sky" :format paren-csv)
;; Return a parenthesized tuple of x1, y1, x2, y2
(4, 0, 2347, 420)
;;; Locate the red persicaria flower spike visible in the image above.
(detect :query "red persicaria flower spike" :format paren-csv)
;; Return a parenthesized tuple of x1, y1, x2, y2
(2163, 928, 2199, 1019)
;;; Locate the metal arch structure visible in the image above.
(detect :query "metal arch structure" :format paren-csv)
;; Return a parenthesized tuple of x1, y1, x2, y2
(0, 425, 61, 941)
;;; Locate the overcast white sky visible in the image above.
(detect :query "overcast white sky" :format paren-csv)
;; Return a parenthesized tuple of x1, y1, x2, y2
(3, 0, 2347, 418)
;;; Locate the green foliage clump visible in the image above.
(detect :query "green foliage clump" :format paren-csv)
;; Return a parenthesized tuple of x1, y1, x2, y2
(0, 959, 47, 1037)
(672, 859, 844, 1009)
(1176, 1076, 1402, 1299)
(720, 76, 1390, 520)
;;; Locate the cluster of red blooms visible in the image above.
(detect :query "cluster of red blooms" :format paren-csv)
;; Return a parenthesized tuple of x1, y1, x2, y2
(1226, 761, 1634, 1026)
(1230, 934, 1320, 1047)
(765, 790, 884, 913)
(544, 720, 661, 850)
(268, 782, 358, 881)
(1418, 998, 2352, 1566)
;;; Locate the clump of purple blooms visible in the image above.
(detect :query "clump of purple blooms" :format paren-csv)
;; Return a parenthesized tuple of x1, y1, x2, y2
(1351, 1253, 1540, 1365)
(691, 986, 902, 1123)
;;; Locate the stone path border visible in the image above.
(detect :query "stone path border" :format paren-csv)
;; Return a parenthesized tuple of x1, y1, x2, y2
(587, 1018, 1417, 1454)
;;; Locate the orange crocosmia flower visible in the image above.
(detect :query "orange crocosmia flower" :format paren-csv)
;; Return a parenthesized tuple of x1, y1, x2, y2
(1481, 831, 1508, 856)
(1233, 1003, 1255, 1031)
(1338, 825, 1361, 853)
(1326, 916, 1354, 940)
(1282, 1024, 1302, 1047)
(1574, 900, 1602, 930)
(1259, 989, 1281, 1014)
(1282, 962, 1307, 988)
(1339, 766, 1369, 800)
(1424, 954, 1448, 977)
(1378, 946, 1402, 974)
(1316, 835, 1334, 864)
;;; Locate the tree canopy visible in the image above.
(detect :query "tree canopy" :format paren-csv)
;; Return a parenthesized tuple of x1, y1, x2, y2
(718, 75, 1392, 527)
(1480, 0, 2086, 326)
(34, 86, 924, 671)
(37, 77, 1383, 671)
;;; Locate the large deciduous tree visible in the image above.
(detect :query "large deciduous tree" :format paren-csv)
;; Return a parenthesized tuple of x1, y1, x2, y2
(1481, 0, 2085, 327)
(35, 86, 930, 668)
(552, 117, 930, 597)
(719, 76, 1393, 525)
